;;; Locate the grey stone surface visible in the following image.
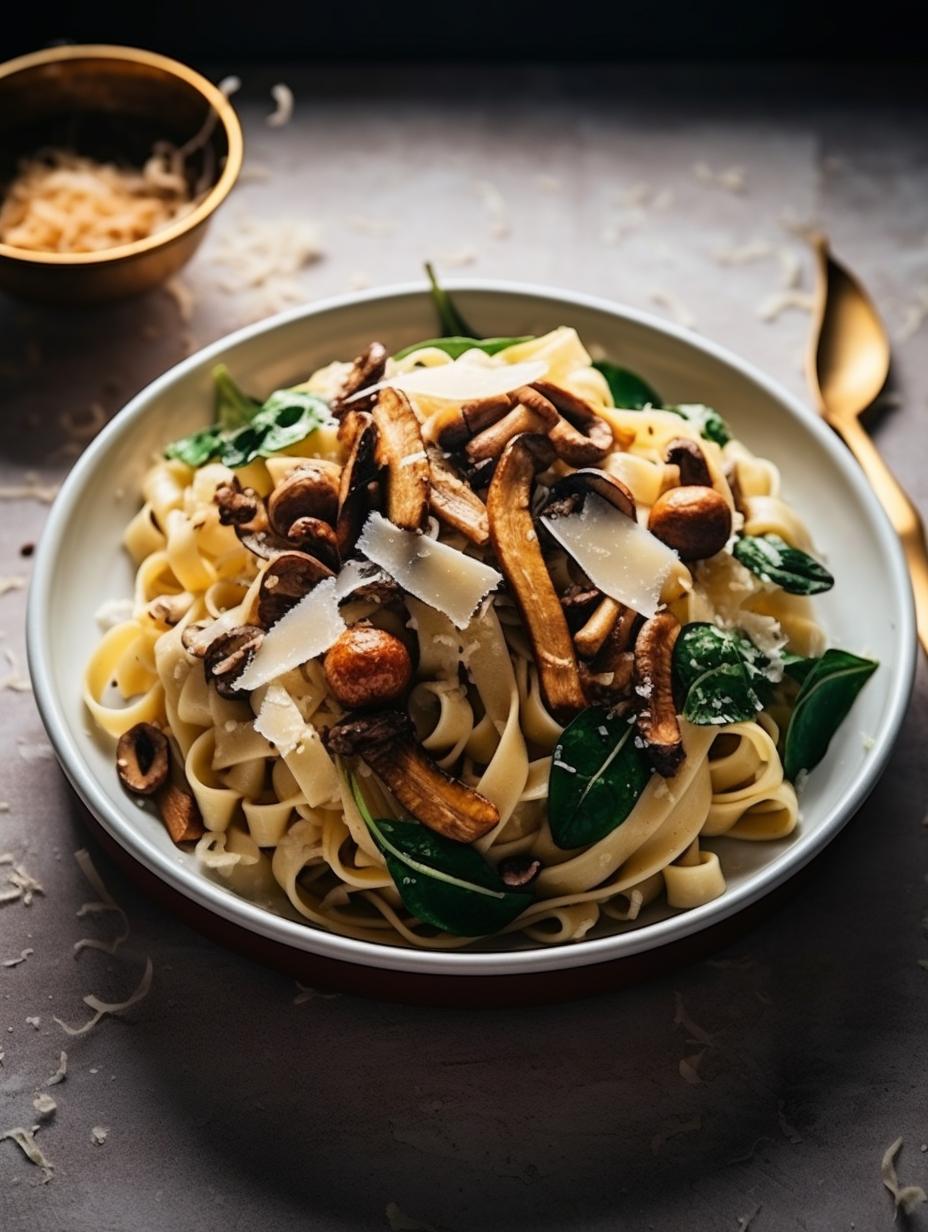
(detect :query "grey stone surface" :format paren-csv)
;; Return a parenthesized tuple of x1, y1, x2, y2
(0, 63, 926, 1232)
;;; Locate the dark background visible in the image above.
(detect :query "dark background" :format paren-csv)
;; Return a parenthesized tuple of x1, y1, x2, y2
(2, 0, 928, 63)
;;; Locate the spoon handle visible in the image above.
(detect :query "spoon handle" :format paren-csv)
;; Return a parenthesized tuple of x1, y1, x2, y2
(835, 414, 928, 655)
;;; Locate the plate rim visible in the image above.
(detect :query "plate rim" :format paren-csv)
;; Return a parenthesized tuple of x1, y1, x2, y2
(26, 278, 917, 977)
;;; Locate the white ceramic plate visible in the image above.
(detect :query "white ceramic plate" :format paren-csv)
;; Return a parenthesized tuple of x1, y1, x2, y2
(27, 282, 916, 977)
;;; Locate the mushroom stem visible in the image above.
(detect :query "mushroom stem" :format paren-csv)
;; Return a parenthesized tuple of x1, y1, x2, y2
(466, 405, 547, 462)
(633, 611, 684, 777)
(328, 711, 499, 843)
(426, 447, 490, 546)
(487, 434, 587, 720)
(371, 388, 430, 532)
(574, 596, 622, 659)
(665, 438, 713, 488)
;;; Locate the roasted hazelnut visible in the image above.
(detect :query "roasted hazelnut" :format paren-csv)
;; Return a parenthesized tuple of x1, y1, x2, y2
(116, 723, 169, 795)
(324, 624, 413, 709)
(648, 486, 732, 561)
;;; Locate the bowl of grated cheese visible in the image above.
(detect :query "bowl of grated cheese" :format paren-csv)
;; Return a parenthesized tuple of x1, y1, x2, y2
(0, 44, 242, 304)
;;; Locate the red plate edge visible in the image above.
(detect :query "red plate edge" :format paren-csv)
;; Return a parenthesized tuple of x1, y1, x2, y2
(78, 800, 811, 1009)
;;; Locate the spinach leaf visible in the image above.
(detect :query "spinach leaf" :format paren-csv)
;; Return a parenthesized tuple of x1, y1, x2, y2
(165, 383, 333, 471)
(213, 363, 261, 431)
(673, 622, 772, 724)
(393, 335, 532, 361)
(782, 649, 878, 780)
(593, 360, 662, 409)
(351, 780, 531, 936)
(782, 652, 816, 685)
(733, 533, 835, 595)
(548, 707, 652, 849)
(425, 261, 475, 338)
(666, 403, 732, 446)
(164, 426, 223, 468)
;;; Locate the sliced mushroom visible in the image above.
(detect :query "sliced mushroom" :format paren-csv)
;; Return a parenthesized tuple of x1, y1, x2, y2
(593, 604, 639, 673)
(665, 437, 712, 488)
(529, 381, 614, 466)
(543, 467, 637, 521)
(434, 392, 513, 452)
(158, 782, 205, 843)
(257, 551, 333, 627)
(465, 404, 548, 462)
(116, 723, 170, 796)
(633, 611, 684, 777)
(487, 434, 587, 720)
(215, 480, 265, 531)
(574, 595, 623, 659)
(426, 447, 490, 546)
(204, 625, 265, 698)
(336, 411, 379, 556)
(328, 710, 499, 843)
(267, 462, 340, 536)
(331, 341, 388, 416)
(371, 388, 430, 532)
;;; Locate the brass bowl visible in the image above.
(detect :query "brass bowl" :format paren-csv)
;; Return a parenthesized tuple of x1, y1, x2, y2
(0, 45, 243, 304)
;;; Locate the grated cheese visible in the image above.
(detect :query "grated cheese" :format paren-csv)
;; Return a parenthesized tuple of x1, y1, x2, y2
(0, 576, 25, 597)
(881, 1138, 927, 1215)
(673, 991, 715, 1046)
(0, 1124, 54, 1181)
(0, 477, 59, 503)
(475, 179, 510, 239)
(357, 513, 502, 630)
(72, 848, 130, 958)
(266, 83, 294, 128)
(32, 1093, 56, 1118)
(679, 1052, 705, 1085)
(713, 239, 773, 266)
(91, 1125, 110, 1146)
(542, 493, 677, 618)
(2, 947, 33, 967)
(235, 577, 344, 691)
(757, 289, 814, 322)
(164, 277, 195, 323)
(46, 1052, 68, 1086)
(53, 956, 153, 1037)
(1, 858, 43, 907)
(650, 289, 696, 328)
(693, 162, 746, 193)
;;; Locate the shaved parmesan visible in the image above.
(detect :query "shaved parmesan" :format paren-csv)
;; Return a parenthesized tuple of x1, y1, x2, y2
(0, 1124, 53, 1181)
(542, 494, 677, 618)
(357, 513, 502, 629)
(46, 1052, 67, 1086)
(352, 359, 547, 406)
(253, 684, 305, 756)
(234, 578, 345, 691)
(334, 558, 390, 601)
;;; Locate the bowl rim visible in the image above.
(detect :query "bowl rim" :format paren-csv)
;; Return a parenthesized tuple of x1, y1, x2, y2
(26, 279, 917, 976)
(0, 44, 243, 267)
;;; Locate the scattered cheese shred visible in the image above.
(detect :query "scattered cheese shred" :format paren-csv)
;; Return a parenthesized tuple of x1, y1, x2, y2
(0, 858, 44, 907)
(357, 513, 502, 630)
(2, 947, 33, 967)
(32, 1093, 56, 1118)
(0, 1124, 54, 1181)
(650, 289, 696, 328)
(679, 1051, 705, 1086)
(361, 359, 548, 405)
(0, 576, 25, 597)
(882, 1138, 927, 1215)
(235, 578, 345, 691)
(542, 494, 677, 618)
(46, 1052, 68, 1086)
(266, 83, 294, 128)
(53, 956, 153, 1038)
(91, 1125, 110, 1146)
(673, 991, 715, 1046)
(0, 477, 59, 503)
(72, 848, 130, 958)
(757, 289, 814, 322)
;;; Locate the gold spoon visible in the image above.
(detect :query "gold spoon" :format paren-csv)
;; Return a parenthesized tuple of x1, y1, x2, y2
(807, 233, 928, 655)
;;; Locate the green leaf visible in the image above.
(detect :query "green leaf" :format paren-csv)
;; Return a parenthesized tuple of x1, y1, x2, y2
(393, 335, 532, 361)
(782, 652, 815, 685)
(593, 360, 662, 409)
(213, 364, 261, 431)
(666, 403, 732, 446)
(164, 427, 223, 467)
(425, 261, 475, 338)
(547, 707, 652, 849)
(350, 779, 531, 936)
(782, 649, 878, 780)
(733, 534, 835, 596)
(673, 622, 772, 725)
(165, 384, 333, 471)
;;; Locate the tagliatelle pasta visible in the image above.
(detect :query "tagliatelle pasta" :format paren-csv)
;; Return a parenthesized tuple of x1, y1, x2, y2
(85, 310, 876, 950)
